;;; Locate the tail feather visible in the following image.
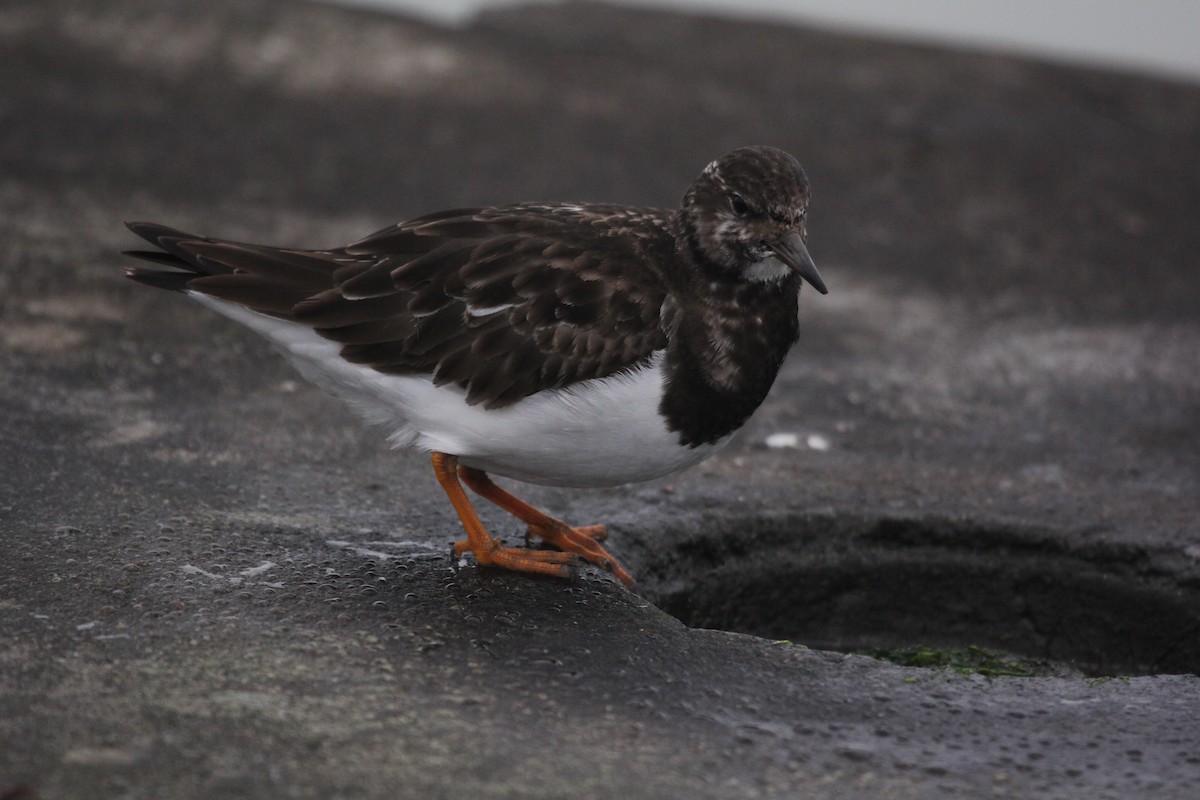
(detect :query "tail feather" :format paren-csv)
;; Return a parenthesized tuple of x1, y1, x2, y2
(121, 221, 343, 314)
(122, 221, 228, 292)
(124, 220, 223, 265)
(187, 274, 318, 315)
(122, 249, 187, 268)
(176, 240, 334, 291)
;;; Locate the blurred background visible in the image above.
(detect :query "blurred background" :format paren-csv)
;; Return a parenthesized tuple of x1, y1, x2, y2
(331, 0, 1200, 83)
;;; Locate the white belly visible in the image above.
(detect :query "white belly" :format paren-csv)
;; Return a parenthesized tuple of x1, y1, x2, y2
(191, 296, 728, 487)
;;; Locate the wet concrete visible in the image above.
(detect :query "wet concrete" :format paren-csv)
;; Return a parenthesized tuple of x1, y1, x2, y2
(2, 0, 1198, 797)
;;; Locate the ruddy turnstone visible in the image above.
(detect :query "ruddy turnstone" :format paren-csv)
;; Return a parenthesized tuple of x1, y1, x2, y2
(123, 145, 827, 587)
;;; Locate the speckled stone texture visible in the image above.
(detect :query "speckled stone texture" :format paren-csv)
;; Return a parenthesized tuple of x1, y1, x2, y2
(1, 1, 1198, 798)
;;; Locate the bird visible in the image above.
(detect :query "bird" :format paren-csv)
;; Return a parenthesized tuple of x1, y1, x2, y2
(122, 145, 827, 588)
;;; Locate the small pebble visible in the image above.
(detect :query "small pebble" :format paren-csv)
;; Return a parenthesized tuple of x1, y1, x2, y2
(806, 434, 831, 451)
(765, 432, 799, 449)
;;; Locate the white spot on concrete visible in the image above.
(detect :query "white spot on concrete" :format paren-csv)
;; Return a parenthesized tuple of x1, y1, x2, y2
(180, 564, 223, 580)
(327, 539, 440, 561)
(806, 434, 831, 452)
(765, 432, 800, 449)
(239, 561, 276, 577)
(101, 419, 170, 447)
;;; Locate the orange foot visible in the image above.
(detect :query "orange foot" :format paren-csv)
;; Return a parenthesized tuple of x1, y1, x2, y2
(431, 452, 634, 587)
(539, 523, 607, 542)
(450, 536, 578, 578)
(521, 522, 605, 551)
(522, 519, 632, 587)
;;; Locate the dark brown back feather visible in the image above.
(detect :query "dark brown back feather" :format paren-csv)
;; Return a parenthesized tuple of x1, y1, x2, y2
(123, 206, 673, 408)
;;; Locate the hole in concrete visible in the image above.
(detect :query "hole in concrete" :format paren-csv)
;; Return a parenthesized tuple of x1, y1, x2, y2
(645, 513, 1200, 677)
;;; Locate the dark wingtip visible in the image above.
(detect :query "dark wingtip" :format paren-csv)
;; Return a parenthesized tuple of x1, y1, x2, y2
(123, 221, 207, 256)
(124, 220, 175, 240)
(122, 265, 194, 292)
(121, 248, 186, 266)
(122, 222, 207, 290)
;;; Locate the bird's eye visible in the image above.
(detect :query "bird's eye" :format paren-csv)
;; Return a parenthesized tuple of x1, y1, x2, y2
(729, 194, 751, 218)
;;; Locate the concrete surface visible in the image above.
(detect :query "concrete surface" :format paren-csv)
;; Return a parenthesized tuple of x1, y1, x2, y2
(1, 0, 1198, 797)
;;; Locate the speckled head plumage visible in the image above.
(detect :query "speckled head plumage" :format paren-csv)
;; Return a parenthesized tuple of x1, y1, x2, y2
(680, 145, 825, 292)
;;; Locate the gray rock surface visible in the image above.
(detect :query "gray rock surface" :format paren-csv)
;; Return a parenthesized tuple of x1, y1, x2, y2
(2, 0, 1198, 797)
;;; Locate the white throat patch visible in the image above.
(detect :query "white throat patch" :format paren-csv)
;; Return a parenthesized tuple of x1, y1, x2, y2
(744, 254, 791, 283)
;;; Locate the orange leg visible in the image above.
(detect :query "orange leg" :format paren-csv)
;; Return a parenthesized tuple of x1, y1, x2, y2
(458, 465, 634, 587)
(431, 452, 578, 580)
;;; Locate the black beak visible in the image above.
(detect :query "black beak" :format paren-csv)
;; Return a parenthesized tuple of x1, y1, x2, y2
(768, 230, 827, 294)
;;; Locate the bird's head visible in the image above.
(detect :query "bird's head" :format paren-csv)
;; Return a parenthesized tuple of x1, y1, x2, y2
(680, 146, 827, 294)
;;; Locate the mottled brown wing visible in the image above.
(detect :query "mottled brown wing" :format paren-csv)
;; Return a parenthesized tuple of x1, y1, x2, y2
(123, 205, 672, 409)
